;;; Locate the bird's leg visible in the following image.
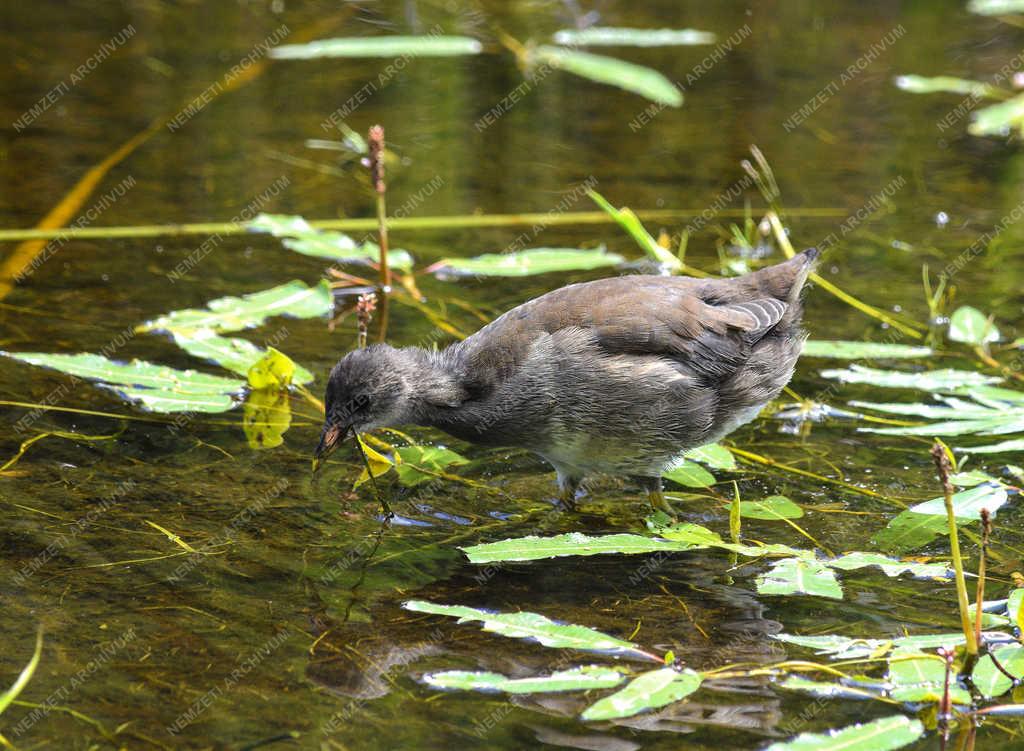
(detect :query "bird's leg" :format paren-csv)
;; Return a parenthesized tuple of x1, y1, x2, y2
(633, 476, 675, 519)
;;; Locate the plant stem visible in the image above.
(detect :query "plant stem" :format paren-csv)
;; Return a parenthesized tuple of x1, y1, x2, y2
(974, 508, 991, 647)
(0, 208, 849, 243)
(368, 125, 390, 342)
(931, 440, 978, 657)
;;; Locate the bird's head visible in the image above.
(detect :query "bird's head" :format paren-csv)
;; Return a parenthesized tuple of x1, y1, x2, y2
(313, 344, 417, 469)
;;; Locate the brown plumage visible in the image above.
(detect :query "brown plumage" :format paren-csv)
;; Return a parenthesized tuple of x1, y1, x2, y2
(315, 249, 818, 512)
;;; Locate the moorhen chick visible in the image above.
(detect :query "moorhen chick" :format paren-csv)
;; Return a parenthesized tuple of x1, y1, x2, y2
(315, 249, 818, 513)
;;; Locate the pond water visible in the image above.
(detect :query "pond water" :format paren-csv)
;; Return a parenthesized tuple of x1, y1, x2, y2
(3, 1, 1024, 749)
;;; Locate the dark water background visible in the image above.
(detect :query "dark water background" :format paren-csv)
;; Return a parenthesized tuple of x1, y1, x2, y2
(3, 1, 1024, 748)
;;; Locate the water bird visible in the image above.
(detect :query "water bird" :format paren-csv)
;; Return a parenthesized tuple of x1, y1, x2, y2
(315, 249, 818, 513)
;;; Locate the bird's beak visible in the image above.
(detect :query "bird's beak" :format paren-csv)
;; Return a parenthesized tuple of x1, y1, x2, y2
(312, 423, 347, 473)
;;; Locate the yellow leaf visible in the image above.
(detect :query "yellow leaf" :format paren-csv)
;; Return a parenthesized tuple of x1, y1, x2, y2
(247, 347, 296, 390)
(354, 435, 397, 488)
(243, 388, 292, 449)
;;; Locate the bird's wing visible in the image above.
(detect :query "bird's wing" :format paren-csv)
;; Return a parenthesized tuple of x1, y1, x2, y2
(580, 282, 789, 381)
(455, 276, 789, 389)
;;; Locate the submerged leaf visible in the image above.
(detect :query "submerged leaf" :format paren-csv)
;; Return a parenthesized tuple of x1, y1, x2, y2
(271, 35, 483, 59)
(402, 601, 644, 656)
(424, 666, 625, 694)
(801, 340, 932, 359)
(581, 667, 701, 720)
(553, 27, 716, 47)
(532, 46, 682, 106)
(433, 247, 623, 277)
(2, 351, 244, 413)
(756, 557, 843, 599)
(949, 305, 1000, 344)
(138, 280, 333, 334)
(242, 388, 291, 449)
(765, 715, 923, 751)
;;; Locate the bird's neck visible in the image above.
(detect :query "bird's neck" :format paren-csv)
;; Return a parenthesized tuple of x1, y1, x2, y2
(399, 347, 467, 424)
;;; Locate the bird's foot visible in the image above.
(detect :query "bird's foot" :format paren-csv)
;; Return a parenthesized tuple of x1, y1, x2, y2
(557, 485, 581, 512)
(647, 489, 677, 521)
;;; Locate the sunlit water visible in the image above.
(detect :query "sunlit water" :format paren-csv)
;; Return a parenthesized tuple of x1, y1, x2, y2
(2, 1, 1024, 748)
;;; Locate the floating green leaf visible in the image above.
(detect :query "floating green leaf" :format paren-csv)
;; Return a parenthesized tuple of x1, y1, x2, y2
(852, 391, 1024, 437)
(894, 75, 1002, 99)
(1009, 588, 1024, 628)
(971, 93, 1024, 136)
(553, 27, 716, 47)
(581, 667, 701, 720)
(827, 552, 951, 579)
(766, 715, 924, 751)
(683, 443, 735, 470)
(960, 438, 1024, 453)
(756, 557, 843, 600)
(394, 445, 469, 487)
(778, 676, 882, 700)
(663, 460, 716, 488)
(651, 521, 725, 546)
(250, 215, 414, 271)
(887, 651, 970, 704)
(403, 601, 644, 656)
(166, 328, 314, 385)
(820, 365, 1000, 390)
(872, 483, 1008, 552)
(801, 340, 932, 359)
(949, 305, 1000, 345)
(969, 0, 1024, 16)
(532, 46, 682, 107)
(973, 644, 1024, 698)
(1, 351, 244, 413)
(461, 532, 695, 564)
(424, 666, 625, 694)
(270, 35, 483, 59)
(433, 247, 623, 277)
(739, 495, 803, 520)
(138, 280, 333, 335)
(774, 632, 970, 660)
